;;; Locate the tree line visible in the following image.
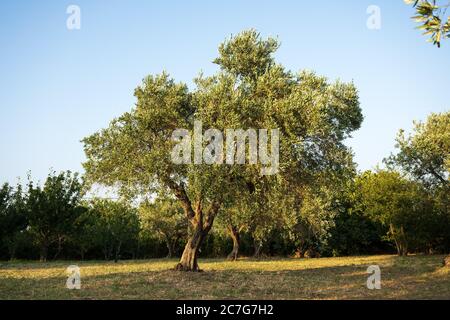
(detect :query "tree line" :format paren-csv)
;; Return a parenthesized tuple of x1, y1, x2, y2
(1, 111, 448, 262)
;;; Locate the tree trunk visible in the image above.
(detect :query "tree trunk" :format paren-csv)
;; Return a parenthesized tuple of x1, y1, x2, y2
(135, 240, 140, 259)
(390, 224, 408, 256)
(39, 244, 48, 262)
(7, 237, 17, 261)
(169, 181, 219, 272)
(393, 237, 407, 256)
(175, 226, 206, 272)
(114, 241, 122, 263)
(227, 225, 240, 261)
(397, 226, 408, 256)
(171, 235, 181, 259)
(253, 239, 262, 258)
(103, 245, 111, 260)
(165, 239, 173, 258)
(295, 239, 307, 258)
(397, 245, 408, 256)
(9, 246, 16, 261)
(53, 236, 64, 260)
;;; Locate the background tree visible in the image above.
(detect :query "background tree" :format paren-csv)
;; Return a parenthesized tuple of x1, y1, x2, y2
(89, 199, 140, 262)
(387, 111, 449, 257)
(216, 207, 246, 261)
(82, 29, 363, 271)
(0, 183, 27, 260)
(70, 204, 98, 260)
(357, 170, 436, 256)
(220, 181, 283, 259)
(388, 112, 449, 188)
(26, 171, 84, 261)
(405, 0, 450, 47)
(288, 188, 336, 258)
(325, 179, 386, 256)
(139, 197, 187, 258)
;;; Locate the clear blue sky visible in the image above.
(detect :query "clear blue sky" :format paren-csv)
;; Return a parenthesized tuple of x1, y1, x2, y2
(0, 0, 448, 184)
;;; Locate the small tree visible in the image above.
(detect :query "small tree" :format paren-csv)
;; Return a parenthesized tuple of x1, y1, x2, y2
(358, 170, 433, 256)
(216, 182, 273, 260)
(0, 183, 27, 260)
(26, 171, 84, 261)
(325, 179, 385, 256)
(247, 196, 282, 258)
(279, 184, 339, 258)
(388, 112, 449, 188)
(217, 208, 246, 261)
(387, 111, 449, 256)
(70, 204, 97, 260)
(89, 199, 140, 262)
(139, 197, 187, 258)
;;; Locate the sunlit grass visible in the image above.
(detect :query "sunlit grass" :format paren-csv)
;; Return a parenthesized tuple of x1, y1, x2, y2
(0, 255, 448, 299)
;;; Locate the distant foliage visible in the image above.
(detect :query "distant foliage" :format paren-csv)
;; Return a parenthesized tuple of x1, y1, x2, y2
(139, 197, 187, 258)
(0, 183, 27, 260)
(358, 170, 439, 256)
(87, 199, 140, 262)
(26, 171, 84, 261)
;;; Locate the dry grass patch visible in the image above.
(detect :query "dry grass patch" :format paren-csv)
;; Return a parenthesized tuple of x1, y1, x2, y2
(0, 255, 448, 300)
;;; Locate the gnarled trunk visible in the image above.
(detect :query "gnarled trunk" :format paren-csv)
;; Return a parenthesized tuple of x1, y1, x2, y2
(169, 181, 219, 272)
(175, 225, 206, 271)
(227, 225, 240, 261)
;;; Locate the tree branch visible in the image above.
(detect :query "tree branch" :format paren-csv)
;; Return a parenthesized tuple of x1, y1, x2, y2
(166, 180, 195, 220)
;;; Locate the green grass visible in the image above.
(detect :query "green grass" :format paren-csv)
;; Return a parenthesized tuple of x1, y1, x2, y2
(0, 255, 449, 299)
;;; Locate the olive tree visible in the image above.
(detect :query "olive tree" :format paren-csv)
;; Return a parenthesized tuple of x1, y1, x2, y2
(387, 111, 449, 257)
(139, 197, 187, 258)
(357, 170, 436, 256)
(388, 112, 449, 188)
(405, 0, 450, 47)
(82, 30, 362, 271)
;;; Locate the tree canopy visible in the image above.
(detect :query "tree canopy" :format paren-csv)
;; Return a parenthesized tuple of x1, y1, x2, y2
(387, 112, 449, 189)
(82, 29, 363, 271)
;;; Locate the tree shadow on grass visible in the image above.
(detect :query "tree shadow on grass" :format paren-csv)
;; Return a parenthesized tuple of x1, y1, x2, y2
(1, 257, 449, 300)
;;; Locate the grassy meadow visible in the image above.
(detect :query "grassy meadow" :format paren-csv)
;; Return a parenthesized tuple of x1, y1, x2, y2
(1, 254, 449, 300)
